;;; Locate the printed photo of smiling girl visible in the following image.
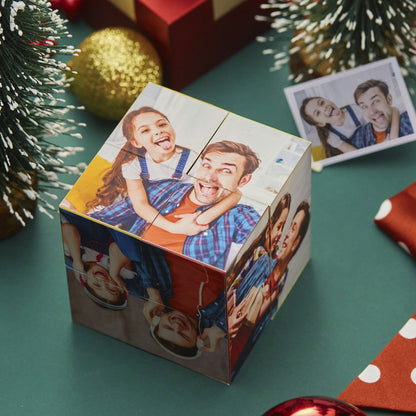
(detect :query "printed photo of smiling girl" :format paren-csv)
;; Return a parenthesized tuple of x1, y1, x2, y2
(87, 106, 242, 237)
(61, 213, 130, 310)
(299, 96, 363, 158)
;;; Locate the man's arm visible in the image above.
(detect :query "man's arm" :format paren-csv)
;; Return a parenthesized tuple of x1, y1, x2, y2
(233, 205, 261, 244)
(387, 107, 400, 139)
(127, 178, 207, 235)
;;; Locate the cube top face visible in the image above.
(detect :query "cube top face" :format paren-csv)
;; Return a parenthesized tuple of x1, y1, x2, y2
(61, 83, 310, 272)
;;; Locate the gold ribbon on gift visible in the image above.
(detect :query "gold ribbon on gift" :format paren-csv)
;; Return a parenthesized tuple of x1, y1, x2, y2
(212, 0, 245, 20)
(107, 0, 136, 20)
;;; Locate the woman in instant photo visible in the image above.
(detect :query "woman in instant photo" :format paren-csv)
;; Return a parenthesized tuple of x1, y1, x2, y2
(87, 106, 241, 235)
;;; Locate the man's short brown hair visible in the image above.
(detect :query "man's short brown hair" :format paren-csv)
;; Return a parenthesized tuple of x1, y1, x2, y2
(354, 79, 390, 104)
(201, 140, 260, 177)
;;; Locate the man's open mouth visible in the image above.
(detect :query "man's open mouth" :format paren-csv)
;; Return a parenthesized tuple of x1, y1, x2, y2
(94, 270, 109, 281)
(171, 313, 189, 329)
(373, 113, 386, 123)
(198, 182, 219, 196)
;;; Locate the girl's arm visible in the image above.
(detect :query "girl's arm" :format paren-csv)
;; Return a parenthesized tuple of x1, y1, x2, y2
(126, 177, 162, 224)
(108, 241, 130, 293)
(61, 223, 84, 278)
(126, 178, 207, 235)
(195, 190, 242, 225)
(143, 288, 165, 323)
(388, 106, 400, 140)
(337, 141, 357, 153)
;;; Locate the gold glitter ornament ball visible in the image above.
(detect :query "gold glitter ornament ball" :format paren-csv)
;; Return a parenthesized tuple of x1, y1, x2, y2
(68, 27, 162, 120)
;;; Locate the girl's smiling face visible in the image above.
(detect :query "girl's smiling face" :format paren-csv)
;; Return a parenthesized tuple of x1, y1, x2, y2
(305, 97, 343, 127)
(131, 112, 176, 161)
(270, 207, 289, 249)
(84, 263, 123, 303)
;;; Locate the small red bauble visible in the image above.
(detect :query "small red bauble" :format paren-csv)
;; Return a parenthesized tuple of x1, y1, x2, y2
(50, 0, 84, 21)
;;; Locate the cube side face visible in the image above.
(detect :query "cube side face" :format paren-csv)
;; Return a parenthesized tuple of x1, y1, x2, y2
(60, 208, 230, 383)
(269, 146, 311, 317)
(226, 144, 311, 382)
(226, 208, 271, 379)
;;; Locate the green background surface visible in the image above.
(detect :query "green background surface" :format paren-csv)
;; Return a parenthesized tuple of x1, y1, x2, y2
(1, 19, 415, 416)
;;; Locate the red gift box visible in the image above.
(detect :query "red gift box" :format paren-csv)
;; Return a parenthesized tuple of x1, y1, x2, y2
(83, 0, 269, 89)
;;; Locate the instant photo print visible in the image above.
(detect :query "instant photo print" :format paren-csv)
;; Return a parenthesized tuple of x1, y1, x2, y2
(285, 57, 416, 168)
(59, 83, 311, 384)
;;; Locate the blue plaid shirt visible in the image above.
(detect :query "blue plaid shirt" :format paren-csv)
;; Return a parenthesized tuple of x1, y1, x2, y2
(349, 111, 414, 149)
(94, 179, 260, 270)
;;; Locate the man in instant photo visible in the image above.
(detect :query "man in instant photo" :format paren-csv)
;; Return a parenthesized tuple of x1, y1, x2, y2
(349, 79, 414, 148)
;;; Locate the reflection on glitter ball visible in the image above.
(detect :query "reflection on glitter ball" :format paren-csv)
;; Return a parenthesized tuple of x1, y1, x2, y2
(68, 27, 162, 120)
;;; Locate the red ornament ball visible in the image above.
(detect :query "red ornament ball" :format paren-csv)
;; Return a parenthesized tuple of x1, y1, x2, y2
(50, 0, 84, 20)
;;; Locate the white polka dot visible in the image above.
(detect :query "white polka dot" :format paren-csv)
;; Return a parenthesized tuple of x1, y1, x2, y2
(375, 199, 392, 220)
(411, 368, 416, 385)
(398, 241, 411, 255)
(358, 364, 381, 383)
(399, 318, 416, 339)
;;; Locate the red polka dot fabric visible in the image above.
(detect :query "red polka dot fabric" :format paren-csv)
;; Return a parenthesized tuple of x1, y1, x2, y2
(374, 182, 416, 258)
(338, 312, 416, 412)
(338, 184, 416, 412)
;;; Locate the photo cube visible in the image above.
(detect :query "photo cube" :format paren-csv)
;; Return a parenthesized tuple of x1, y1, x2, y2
(59, 82, 311, 384)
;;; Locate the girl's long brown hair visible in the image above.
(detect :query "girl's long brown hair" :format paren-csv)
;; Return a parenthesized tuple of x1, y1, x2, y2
(86, 107, 170, 210)
(299, 97, 343, 158)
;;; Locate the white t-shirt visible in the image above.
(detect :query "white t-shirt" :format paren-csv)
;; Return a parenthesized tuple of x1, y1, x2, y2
(121, 147, 196, 183)
(327, 104, 366, 148)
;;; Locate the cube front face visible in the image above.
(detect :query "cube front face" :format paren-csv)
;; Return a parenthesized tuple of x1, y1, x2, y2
(61, 210, 230, 382)
(60, 83, 311, 383)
